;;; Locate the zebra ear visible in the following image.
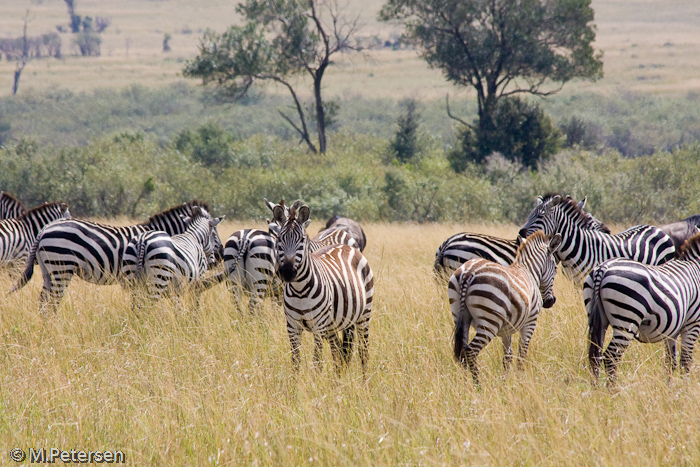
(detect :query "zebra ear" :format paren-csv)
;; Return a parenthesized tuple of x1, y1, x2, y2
(516, 234, 524, 244)
(548, 234, 562, 253)
(210, 216, 224, 227)
(536, 196, 543, 206)
(182, 215, 192, 225)
(272, 205, 287, 225)
(297, 205, 310, 225)
(577, 196, 587, 210)
(551, 195, 562, 206)
(264, 198, 277, 213)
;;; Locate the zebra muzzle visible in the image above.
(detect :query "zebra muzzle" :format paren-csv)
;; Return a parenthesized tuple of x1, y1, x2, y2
(543, 296, 556, 308)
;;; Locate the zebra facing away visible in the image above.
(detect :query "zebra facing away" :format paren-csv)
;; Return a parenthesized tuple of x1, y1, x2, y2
(273, 200, 374, 372)
(434, 196, 608, 278)
(450, 232, 562, 385)
(519, 194, 676, 282)
(10, 201, 212, 309)
(122, 207, 224, 300)
(318, 215, 367, 252)
(587, 233, 700, 384)
(0, 191, 26, 219)
(0, 201, 70, 270)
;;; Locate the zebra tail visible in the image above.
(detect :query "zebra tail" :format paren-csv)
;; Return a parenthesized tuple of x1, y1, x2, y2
(196, 234, 250, 294)
(452, 270, 474, 363)
(135, 239, 148, 283)
(587, 270, 606, 377)
(10, 236, 39, 293)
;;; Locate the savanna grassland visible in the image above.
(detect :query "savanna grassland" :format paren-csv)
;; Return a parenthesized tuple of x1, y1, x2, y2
(1, 221, 699, 465)
(2, 0, 700, 98)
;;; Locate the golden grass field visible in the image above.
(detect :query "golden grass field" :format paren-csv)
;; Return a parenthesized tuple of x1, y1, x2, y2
(1, 220, 699, 465)
(1, 0, 700, 98)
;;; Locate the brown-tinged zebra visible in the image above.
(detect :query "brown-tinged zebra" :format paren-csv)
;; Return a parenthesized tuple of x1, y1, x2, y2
(449, 231, 562, 385)
(10, 201, 213, 309)
(588, 233, 700, 384)
(273, 200, 374, 372)
(0, 191, 26, 219)
(0, 201, 70, 270)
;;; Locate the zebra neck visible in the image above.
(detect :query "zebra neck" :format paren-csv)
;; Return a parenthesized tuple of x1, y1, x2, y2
(513, 252, 543, 286)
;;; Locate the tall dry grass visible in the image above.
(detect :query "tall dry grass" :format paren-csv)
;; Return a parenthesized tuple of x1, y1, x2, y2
(1, 221, 699, 465)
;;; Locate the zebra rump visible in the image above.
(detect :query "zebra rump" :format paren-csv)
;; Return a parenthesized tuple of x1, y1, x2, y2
(319, 215, 367, 252)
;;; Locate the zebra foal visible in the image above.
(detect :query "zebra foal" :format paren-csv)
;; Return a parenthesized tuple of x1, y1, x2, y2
(587, 233, 700, 383)
(273, 200, 374, 372)
(123, 207, 224, 300)
(0, 202, 70, 271)
(449, 232, 562, 385)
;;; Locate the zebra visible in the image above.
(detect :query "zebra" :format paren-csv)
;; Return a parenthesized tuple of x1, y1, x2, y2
(318, 215, 367, 252)
(197, 199, 358, 310)
(0, 201, 70, 270)
(10, 200, 214, 308)
(450, 231, 562, 385)
(518, 194, 676, 282)
(587, 233, 700, 383)
(273, 200, 374, 372)
(0, 191, 26, 219)
(657, 215, 700, 251)
(122, 207, 224, 300)
(434, 196, 609, 278)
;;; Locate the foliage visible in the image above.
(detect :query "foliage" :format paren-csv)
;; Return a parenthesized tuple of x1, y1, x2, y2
(183, 0, 362, 154)
(390, 99, 421, 164)
(73, 32, 101, 56)
(380, 0, 603, 146)
(448, 97, 562, 170)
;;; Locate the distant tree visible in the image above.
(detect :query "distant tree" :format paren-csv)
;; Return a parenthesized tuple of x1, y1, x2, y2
(94, 16, 111, 33)
(64, 0, 81, 33)
(183, 0, 363, 154)
(162, 33, 172, 52)
(380, 0, 603, 144)
(390, 99, 421, 163)
(12, 11, 31, 95)
(73, 32, 101, 56)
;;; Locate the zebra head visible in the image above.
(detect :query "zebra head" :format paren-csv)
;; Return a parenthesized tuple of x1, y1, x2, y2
(519, 194, 562, 238)
(265, 197, 289, 240)
(274, 200, 310, 283)
(182, 207, 225, 266)
(516, 231, 562, 309)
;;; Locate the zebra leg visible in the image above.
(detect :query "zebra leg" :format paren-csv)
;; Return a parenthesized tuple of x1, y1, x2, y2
(680, 324, 700, 374)
(516, 321, 538, 367)
(465, 327, 496, 386)
(664, 337, 678, 373)
(341, 325, 355, 366)
(39, 265, 72, 315)
(328, 333, 345, 373)
(603, 327, 633, 384)
(501, 335, 513, 373)
(287, 325, 303, 373)
(312, 334, 324, 371)
(357, 318, 370, 376)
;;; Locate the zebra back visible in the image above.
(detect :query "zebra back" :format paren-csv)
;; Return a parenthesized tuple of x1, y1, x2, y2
(0, 191, 26, 219)
(142, 200, 210, 234)
(319, 216, 367, 252)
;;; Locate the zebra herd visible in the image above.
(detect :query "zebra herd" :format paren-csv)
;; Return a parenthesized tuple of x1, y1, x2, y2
(440, 193, 700, 385)
(3, 189, 700, 385)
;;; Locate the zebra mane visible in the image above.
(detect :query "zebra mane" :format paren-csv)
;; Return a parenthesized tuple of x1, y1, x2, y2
(514, 231, 548, 262)
(1, 191, 25, 208)
(543, 193, 610, 233)
(17, 201, 67, 220)
(142, 200, 209, 225)
(678, 232, 700, 261)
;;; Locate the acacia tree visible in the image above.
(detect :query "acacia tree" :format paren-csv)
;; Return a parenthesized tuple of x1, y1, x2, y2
(183, 0, 361, 154)
(12, 11, 31, 95)
(380, 0, 603, 138)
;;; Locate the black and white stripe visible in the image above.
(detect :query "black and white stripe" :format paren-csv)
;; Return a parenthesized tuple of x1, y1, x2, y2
(11, 200, 212, 308)
(0, 191, 26, 219)
(435, 196, 609, 277)
(449, 232, 562, 385)
(273, 200, 374, 372)
(123, 207, 224, 300)
(519, 194, 675, 282)
(587, 233, 700, 383)
(318, 215, 367, 252)
(0, 202, 70, 269)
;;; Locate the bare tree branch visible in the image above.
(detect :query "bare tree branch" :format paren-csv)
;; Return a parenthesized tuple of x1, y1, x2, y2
(445, 94, 475, 130)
